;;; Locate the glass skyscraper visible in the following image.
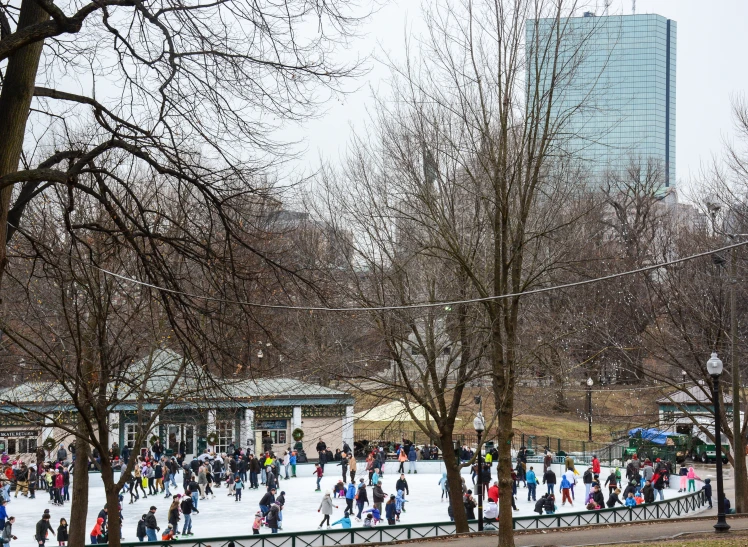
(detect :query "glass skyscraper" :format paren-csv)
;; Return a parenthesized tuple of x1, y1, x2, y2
(527, 13, 676, 187)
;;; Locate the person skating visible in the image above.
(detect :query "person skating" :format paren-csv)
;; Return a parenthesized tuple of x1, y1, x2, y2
(641, 480, 655, 504)
(313, 464, 323, 492)
(606, 488, 623, 508)
(395, 490, 407, 516)
(167, 497, 180, 535)
(89, 518, 105, 544)
(2, 516, 16, 544)
(265, 467, 277, 492)
(385, 495, 397, 525)
(438, 472, 449, 500)
(161, 524, 177, 541)
(560, 473, 573, 506)
(678, 464, 688, 492)
(463, 490, 476, 519)
(290, 451, 298, 478)
(317, 491, 337, 529)
(252, 512, 263, 535)
(533, 495, 545, 515)
(331, 511, 352, 529)
(395, 474, 409, 498)
(591, 485, 605, 508)
(234, 476, 244, 501)
(259, 489, 276, 515)
(266, 504, 280, 534)
(136, 515, 147, 542)
(355, 481, 369, 520)
(180, 493, 198, 536)
(372, 483, 386, 513)
(144, 506, 160, 542)
(408, 445, 417, 474)
(35, 513, 54, 546)
(544, 494, 556, 514)
(338, 453, 349, 482)
(526, 466, 537, 502)
(703, 478, 713, 509)
(542, 467, 556, 495)
(56, 518, 68, 546)
(344, 481, 356, 514)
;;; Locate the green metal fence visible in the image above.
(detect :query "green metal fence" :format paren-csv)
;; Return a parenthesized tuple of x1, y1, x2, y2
(90, 490, 707, 547)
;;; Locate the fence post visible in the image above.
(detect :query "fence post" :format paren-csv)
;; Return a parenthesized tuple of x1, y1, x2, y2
(557, 438, 561, 454)
(582, 441, 586, 458)
(521, 433, 525, 448)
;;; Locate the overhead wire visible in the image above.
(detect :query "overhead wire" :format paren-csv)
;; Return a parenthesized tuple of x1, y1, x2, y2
(86, 239, 748, 312)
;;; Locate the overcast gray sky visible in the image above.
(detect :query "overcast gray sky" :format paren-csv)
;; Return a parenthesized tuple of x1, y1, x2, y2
(288, 0, 748, 196)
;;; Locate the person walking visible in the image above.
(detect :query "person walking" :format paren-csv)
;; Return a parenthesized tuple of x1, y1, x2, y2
(317, 491, 337, 529)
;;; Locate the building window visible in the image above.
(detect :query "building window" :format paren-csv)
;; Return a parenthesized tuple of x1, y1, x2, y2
(662, 411, 675, 423)
(215, 421, 233, 453)
(124, 423, 150, 449)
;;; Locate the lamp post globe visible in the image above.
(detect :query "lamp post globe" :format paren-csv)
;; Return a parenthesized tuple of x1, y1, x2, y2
(707, 352, 723, 376)
(707, 352, 730, 533)
(586, 377, 593, 387)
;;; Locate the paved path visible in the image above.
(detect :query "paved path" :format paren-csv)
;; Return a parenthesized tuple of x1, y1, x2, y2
(404, 516, 748, 547)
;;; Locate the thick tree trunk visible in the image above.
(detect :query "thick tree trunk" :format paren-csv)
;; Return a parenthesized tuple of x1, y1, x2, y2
(69, 438, 90, 547)
(101, 456, 123, 547)
(441, 436, 469, 533)
(496, 398, 515, 547)
(0, 0, 48, 286)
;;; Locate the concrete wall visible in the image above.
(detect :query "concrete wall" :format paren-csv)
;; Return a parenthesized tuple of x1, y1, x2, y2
(299, 417, 343, 454)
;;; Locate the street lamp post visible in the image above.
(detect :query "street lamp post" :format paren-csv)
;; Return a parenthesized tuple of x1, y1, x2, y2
(473, 412, 485, 531)
(586, 377, 593, 442)
(707, 352, 731, 533)
(681, 369, 687, 388)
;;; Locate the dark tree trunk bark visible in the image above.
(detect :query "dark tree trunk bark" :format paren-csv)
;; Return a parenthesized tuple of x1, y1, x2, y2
(101, 456, 123, 547)
(69, 437, 90, 547)
(441, 435, 469, 533)
(0, 0, 48, 286)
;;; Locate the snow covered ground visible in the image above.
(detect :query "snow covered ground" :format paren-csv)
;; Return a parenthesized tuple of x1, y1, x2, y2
(5, 463, 689, 543)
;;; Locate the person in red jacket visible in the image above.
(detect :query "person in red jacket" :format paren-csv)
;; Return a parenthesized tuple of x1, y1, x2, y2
(90, 518, 104, 544)
(487, 482, 499, 503)
(591, 455, 601, 475)
(53, 469, 65, 506)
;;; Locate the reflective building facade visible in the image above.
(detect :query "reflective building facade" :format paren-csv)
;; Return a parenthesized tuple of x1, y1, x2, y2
(527, 13, 676, 187)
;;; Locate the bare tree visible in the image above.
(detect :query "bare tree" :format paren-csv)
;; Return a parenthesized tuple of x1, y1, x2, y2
(0, 0, 367, 298)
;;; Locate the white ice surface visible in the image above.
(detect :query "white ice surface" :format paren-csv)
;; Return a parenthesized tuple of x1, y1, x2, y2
(4, 463, 683, 543)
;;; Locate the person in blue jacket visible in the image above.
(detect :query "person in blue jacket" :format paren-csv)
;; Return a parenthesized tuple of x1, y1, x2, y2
(408, 446, 417, 474)
(345, 481, 357, 514)
(526, 466, 538, 502)
(331, 511, 352, 529)
(385, 495, 397, 524)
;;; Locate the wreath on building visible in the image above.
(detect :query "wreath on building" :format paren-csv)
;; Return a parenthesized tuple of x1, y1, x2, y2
(43, 437, 56, 451)
(206, 432, 219, 445)
(292, 428, 304, 442)
(149, 435, 160, 445)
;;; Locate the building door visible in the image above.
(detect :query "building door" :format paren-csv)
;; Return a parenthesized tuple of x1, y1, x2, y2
(184, 425, 195, 456)
(167, 425, 180, 453)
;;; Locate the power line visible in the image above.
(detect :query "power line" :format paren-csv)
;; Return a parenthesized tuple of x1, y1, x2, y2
(88, 239, 748, 312)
